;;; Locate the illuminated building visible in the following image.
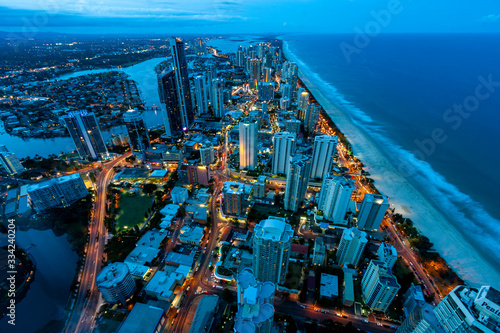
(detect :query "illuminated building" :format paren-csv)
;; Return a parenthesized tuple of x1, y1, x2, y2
(170, 37, 194, 130)
(252, 217, 293, 284)
(284, 154, 311, 212)
(362, 260, 401, 312)
(62, 111, 108, 160)
(271, 131, 296, 175)
(336, 227, 368, 267)
(96, 262, 136, 306)
(239, 117, 258, 171)
(318, 173, 355, 224)
(357, 193, 389, 231)
(123, 109, 151, 155)
(310, 135, 338, 179)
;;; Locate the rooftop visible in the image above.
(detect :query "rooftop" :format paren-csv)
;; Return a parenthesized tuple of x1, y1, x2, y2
(117, 303, 164, 333)
(320, 273, 339, 298)
(96, 262, 131, 288)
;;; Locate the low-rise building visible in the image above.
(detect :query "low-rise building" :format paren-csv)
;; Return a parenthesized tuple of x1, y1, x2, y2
(144, 265, 190, 302)
(320, 273, 339, 299)
(171, 186, 189, 204)
(117, 303, 166, 333)
(179, 225, 204, 245)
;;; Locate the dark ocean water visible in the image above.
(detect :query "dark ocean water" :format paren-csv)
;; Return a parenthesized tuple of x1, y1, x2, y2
(282, 33, 500, 284)
(286, 33, 500, 220)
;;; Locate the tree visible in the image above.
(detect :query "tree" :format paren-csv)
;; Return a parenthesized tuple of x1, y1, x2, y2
(221, 288, 235, 303)
(143, 183, 157, 195)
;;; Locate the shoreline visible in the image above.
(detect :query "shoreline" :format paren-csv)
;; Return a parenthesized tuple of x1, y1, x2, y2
(281, 40, 500, 289)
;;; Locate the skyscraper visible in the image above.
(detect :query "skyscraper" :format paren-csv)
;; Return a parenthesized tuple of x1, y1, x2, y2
(362, 260, 401, 312)
(236, 49, 245, 67)
(318, 173, 355, 224)
(200, 144, 215, 165)
(271, 132, 296, 175)
(298, 90, 309, 110)
(357, 194, 389, 231)
(211, 77, 225, 118)
(62, 111, 108, 160)
(235, 268, 275, 333)
(258, 81, 275, 101)
(123, 109, 150, 155)
(170, 37, 194, 130)
(280, 83, 292, 100)
(252, 216, 293, 284)
(194, 75, 209, 115)
(158, 70, 176, 135)
(0, 146, 25, 175)
(336, 227, 368, 267)
(249, 58, 261, 89)
(239, 117, 258, 171)
(434, 285, 500, 333)
(310, 135, 338, 179)
(304, 104, 320, 134)
(284, 154, 311, 212)
(285, 119, 301, 134)
(264, 67, 272, 82)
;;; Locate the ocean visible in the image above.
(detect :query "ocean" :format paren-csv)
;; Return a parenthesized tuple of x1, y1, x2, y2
(281, 33, 500, 287)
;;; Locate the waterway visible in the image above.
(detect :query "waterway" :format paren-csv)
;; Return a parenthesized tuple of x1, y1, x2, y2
(0, 229, 79, 332)
(1, 57, 170, 158)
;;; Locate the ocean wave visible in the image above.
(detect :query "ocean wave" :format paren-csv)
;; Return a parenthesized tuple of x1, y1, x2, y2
(283, 40, 500, 284)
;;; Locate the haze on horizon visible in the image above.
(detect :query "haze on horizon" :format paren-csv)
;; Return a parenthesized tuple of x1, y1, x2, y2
(1, 0, 500, 35)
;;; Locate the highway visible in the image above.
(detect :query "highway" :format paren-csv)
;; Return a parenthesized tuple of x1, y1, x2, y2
(64, 152, 130, 333)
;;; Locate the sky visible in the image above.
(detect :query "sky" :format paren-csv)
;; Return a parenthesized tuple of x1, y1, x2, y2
(1, 0, 500, 35)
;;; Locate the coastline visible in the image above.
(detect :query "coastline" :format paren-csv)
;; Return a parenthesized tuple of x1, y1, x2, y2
(282, 40, 500, 289)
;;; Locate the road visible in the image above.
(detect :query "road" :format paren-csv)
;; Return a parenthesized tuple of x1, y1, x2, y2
(276, 300, 396, 333)
(318, 115, 442, 305)
(170, 179, 227, 333)
(64, 152, 130, 333)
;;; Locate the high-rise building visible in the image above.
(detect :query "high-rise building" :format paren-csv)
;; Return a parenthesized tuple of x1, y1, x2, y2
(158, 69, 178, 135)
(397, 303, 444, 333)
(285, 119, 301, 134)
(211, 77, 225, 118)
(170, 37, 194, 130)
(249, 58, 261, 89)
(62, 111, 108, 160)
(200, 145, 215, 165)
(236, 50, 246, 67)
(298, 90, 309, 110)
(434, 285, 500, 333)
(194, 75, 209, 115)
(361, 260, 401, 312)
(239, 118, 258, 171)
(377, 243, 398, 270)
(264, 67, 272, 82)
(310, 135, 338, 179)
(222, 181, 251, 216)
(403, 284, 427, 318)
(123, 109, 151, 155)
(271, 132, 296, 175)
(254, 175, 267, 198)
(258, 81, 275, 101)
(336, 227, 368, 267)
(284, 154, 311, 212)
(280, 83, 292, 100)
(27, 173, 88, 212)
(318, 174, 355, 225)
(279, 98, 291, 110)
(304, 104, 320, 134)
(235, 268, 275, 333)
(357, 194, 389, 231)
(96, 262, 136, 306)
(206, 62, 217, 102)
(252, 216, 293, 284)
(0, 146, 25, 175)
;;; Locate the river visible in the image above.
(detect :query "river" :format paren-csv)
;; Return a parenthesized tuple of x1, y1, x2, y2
(0, 229, 79, 332)
(1, 57, 170, 158)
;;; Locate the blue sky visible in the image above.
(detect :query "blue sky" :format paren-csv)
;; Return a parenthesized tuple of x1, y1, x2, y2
(1, 0, 500, 34)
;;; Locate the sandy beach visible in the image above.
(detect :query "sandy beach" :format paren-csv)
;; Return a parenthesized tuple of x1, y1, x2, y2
(282, 41, 500, 289)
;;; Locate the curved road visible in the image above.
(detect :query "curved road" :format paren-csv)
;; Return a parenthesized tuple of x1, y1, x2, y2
(65, 152, 131, 333)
